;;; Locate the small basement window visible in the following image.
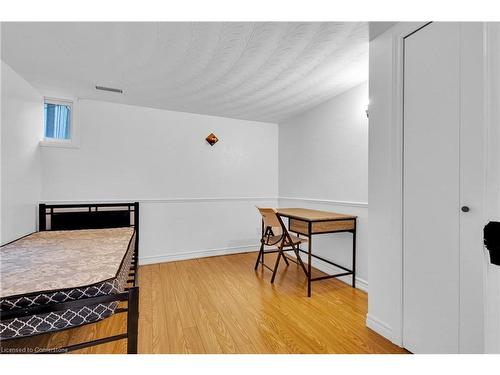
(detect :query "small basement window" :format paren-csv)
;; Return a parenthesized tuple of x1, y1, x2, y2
(44, 98, 72, 141)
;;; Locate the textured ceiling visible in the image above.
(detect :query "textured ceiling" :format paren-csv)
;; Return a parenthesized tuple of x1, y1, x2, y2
(1, 22, 368, 123)
(369, 22, 397, 40)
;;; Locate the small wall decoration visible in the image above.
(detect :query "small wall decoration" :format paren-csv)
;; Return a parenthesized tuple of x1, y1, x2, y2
(206, 133, 219, 146)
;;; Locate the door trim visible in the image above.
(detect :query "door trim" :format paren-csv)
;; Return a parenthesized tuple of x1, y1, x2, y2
(400, 23, 434, 349)
(379, 21, 430, 346)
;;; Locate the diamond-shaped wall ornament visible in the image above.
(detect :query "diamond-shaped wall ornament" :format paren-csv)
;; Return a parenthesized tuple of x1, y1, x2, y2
(206, 133, 219, 146)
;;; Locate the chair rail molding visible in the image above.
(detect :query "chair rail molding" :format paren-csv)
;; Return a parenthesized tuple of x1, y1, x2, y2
(42, 197, 279, 204)
(42, 197, 367, 207)
(279, 197, 368, 208)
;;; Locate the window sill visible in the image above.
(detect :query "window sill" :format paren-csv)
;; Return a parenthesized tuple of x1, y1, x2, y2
(39, 139, 79, 149)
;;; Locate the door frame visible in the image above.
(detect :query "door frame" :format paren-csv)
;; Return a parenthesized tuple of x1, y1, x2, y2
(375, 21, 429, 346)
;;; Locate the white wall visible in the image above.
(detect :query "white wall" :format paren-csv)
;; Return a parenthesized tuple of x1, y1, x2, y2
(278, 83, 369, 289)
(0, 61, 43, 244)
(41, 99, 279, 263)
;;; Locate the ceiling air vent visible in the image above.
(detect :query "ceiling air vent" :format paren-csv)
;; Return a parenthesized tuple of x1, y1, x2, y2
(95, 85, 123, 94)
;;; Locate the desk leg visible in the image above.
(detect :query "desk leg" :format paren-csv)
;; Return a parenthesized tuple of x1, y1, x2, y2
(352, 220, 357, 288)
(307, 222, 312, 297)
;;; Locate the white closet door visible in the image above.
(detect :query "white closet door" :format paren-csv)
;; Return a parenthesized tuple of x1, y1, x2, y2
(403, 22, 461, 353)
(458, 23, 486, 354)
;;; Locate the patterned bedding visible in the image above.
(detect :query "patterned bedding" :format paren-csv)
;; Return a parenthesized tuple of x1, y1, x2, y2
(0, 227, 135, 339)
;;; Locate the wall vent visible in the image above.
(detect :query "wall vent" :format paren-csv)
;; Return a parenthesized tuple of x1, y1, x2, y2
(95, 85, 123, 94)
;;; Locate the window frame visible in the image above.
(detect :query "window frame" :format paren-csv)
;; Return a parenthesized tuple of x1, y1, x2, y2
(40, 97, 79, 148)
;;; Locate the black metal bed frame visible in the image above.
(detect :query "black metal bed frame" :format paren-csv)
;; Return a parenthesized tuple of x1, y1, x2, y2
(0, 202, 140, 354)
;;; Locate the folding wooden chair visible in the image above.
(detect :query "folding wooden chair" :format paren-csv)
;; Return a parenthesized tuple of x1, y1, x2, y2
(255, 207, 308, 283)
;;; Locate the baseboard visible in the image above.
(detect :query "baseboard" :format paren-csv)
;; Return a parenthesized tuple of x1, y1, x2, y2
(366, 314, 394, 343)
(139, 244, 258, 265)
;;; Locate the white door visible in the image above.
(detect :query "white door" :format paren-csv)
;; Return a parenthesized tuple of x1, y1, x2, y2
(403, 22, 486, 353)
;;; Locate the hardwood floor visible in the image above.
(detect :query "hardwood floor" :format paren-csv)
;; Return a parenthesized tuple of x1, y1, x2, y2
(1, 252, 407, 354)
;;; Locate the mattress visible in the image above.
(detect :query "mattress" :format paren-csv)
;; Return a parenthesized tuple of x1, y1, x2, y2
(0, 227, 135, 340)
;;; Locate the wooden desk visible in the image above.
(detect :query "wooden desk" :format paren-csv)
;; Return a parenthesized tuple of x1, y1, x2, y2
(277, 208, 357, 297)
